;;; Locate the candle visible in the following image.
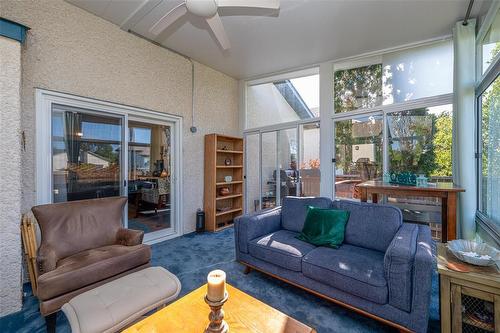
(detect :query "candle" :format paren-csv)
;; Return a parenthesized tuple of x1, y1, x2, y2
(207, 270, 226, 302)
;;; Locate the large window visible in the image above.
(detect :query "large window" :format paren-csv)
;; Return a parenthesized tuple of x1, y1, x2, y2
(387, 104, 453, 179)
(334, 64, 382, 113)
(334, 114, 383, 199)
(478, 76, 500, 229)
(246, 72, 319, 129)
(476, 6, 500, 241)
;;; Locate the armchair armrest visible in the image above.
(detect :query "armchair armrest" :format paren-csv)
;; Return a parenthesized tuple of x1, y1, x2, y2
(234, 207, 282, 255)
(116, 228, 144, 246)
(37, 245, 57, 275)
(384, 223, 418, 312)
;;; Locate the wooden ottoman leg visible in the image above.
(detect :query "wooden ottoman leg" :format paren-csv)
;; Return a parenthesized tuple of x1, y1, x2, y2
(243, 266, 252, 275)
(45, 312, 57, 333)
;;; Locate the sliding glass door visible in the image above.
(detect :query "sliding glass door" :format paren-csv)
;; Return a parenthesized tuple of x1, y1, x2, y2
(244, 121, 319, 213)
(46, 95, 179, 242)
(127, 120, 173, 238)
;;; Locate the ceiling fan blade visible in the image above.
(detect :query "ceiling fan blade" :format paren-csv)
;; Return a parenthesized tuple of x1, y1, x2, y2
(216, 0, 279, 10)
(149, 2, 187, 36)
(206, 13, 231, 50)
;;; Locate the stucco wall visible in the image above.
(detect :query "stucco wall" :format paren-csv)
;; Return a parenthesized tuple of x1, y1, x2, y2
(1, 0, 239, 239)
(0, 36, 23, 315)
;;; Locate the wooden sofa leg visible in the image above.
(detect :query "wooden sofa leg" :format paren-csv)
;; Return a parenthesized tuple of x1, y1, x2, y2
(45, 312, 57, 333)
(243, 266, 252, 275)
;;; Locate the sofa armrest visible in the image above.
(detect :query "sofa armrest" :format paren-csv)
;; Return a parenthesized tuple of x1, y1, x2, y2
(116, 228, 144, 246)
(37, 245, 57, 275)
(409, 225, 435, 333)
(384, 223, 418, 312)
(234, 207, 282, 255)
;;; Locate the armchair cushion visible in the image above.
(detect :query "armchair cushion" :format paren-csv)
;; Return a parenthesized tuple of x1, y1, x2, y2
(116, 228, 144, 246)
(281, 196, 332, 232)
(234, 207, 282, 254)
(384, 223, 418, 312)
(37, 244, 151, 301)
(248, 230, 316, 272)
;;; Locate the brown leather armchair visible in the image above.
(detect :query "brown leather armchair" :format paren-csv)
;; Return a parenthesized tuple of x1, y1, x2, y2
(31, 197, 151, 331)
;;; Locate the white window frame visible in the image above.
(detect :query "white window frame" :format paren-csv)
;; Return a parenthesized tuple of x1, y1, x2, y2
(35, 89, 184, 244)
(475, 1, 500, 242)
(242, 37, 454, 203)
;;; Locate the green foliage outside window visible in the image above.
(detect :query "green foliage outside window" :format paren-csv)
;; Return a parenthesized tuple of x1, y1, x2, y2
(334, 64, 453, 178)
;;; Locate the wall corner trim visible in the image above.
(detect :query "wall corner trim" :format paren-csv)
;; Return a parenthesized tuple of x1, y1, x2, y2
(0, 18, 30, 43)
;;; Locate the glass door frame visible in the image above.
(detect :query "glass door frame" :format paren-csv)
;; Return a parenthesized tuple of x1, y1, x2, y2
(36, 89, 183, 244)
(126, 115, 177, 243)
(243, 118, 320, 213)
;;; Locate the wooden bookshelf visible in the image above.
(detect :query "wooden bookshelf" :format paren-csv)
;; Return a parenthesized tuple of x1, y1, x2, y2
(204, 134, 244, 231)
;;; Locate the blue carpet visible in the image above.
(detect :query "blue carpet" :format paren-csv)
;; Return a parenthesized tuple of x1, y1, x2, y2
(0, 228, 440, 332)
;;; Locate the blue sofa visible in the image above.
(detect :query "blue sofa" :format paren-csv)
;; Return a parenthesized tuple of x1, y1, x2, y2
(235, 197, 434, 333)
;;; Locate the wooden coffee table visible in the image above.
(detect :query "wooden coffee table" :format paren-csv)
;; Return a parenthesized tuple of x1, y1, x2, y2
(123, 283, 316, 333)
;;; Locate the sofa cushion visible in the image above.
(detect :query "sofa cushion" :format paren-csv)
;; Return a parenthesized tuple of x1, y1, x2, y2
(248, 230, 316, 272)
(281, 196, 332, 233)
(297, 207, 350, 248)
(302, 245, 388, 304)
(331, 200, 402, 252)
(37, 244, 151, 300)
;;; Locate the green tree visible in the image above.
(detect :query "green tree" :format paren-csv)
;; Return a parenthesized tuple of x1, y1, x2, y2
(433, 111, 452, 176)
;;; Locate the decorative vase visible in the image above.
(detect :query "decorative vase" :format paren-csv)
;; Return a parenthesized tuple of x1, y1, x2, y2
(224, 158, 232, 166)
(218, 187, 230, 196)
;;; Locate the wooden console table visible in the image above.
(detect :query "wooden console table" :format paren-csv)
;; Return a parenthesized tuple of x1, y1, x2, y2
(357, 181, 465, 242)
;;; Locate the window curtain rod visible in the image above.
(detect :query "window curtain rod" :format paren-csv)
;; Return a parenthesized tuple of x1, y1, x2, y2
(463, 0, 474, 26)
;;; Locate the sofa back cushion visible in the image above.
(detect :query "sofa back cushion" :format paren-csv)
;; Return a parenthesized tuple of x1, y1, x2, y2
(332, 200, 402, 252)
(281, 196, 332, 232)
(32, 197, 127, 261)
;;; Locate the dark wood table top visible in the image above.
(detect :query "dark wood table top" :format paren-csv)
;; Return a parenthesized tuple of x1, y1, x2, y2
(357, 180, 465, 193)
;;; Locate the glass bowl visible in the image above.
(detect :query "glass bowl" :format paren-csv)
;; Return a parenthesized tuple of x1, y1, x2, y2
(448, 240, 500, 267)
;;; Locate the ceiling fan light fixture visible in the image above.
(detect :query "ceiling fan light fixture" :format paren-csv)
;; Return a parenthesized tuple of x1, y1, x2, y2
(186, 0, 218, 17)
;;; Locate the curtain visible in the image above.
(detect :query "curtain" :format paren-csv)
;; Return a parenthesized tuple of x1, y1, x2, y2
(452, 19, 477, 239)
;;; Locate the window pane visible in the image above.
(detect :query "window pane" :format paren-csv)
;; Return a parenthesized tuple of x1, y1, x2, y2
(479, 75, 500, 227)
(334, 64, 382, 113)
(52, 104, 122, 203)
(334, 115, 383, 199)
(300, 122, 321, 197)
(245, 134, 260, 213)
(382, 40, 453, 104)
(127, 122, 172, 234)
(387, 104, 453, 179)
(246, 73, 319, 129)
(278, 128, 298, 201)
(261, 132, 277, 209)
(481, 9, 500, 74)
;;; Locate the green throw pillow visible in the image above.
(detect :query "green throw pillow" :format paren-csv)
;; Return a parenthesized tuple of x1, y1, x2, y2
(296, 206, 350, 248)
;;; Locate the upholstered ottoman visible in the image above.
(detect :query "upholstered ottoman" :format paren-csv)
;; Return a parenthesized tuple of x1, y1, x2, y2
(62, 267, 181, 333)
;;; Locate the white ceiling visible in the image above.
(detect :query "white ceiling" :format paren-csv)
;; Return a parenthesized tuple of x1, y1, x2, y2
(66, 0, 491, 79)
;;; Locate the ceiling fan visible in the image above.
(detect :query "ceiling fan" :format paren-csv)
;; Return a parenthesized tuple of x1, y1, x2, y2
(149, 0, 280, 50)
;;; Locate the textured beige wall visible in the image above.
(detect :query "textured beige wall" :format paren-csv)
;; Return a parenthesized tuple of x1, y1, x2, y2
(0, 36, 23, 315)
(1, 1, 239, 239)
